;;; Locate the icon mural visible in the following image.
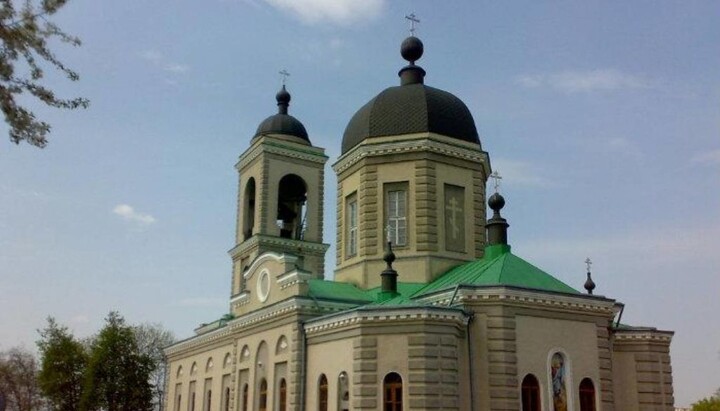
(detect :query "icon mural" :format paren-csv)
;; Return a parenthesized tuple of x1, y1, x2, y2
(551, 352, 568, 411)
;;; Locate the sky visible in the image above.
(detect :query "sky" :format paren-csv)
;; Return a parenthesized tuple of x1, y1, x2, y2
(0, 0, 718, 406)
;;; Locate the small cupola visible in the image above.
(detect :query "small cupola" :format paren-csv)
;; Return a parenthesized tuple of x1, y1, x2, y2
(254, 85, 311, 144)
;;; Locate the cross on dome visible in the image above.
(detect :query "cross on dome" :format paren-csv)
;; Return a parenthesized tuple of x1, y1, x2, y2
(490, 170, 503, 193)
(405, 13, 420, 36)
(279, 69, 290, 86)
(585, 257, 592, 273)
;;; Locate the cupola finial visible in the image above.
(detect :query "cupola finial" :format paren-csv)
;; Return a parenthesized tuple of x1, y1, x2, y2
(487, 171, 510, 246)
(276, 70, 291, 114)
(398, 14, 426, 86)
(380, 225, 399, 298)
(584, 257, 596, 295)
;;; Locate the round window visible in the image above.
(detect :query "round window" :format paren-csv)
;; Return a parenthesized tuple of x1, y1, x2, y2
(257, 270, 270, 302)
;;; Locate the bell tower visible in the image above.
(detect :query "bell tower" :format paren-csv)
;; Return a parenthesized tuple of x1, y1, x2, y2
(229, 85, 329, 299)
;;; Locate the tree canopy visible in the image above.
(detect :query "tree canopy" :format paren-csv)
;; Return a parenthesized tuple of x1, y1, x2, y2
(693, 390, 720, 411)
(37, 317, 87, 411)
(80, 312, 155, 411)
(0, 346, 44, 411)
(0, 0, 88, 147)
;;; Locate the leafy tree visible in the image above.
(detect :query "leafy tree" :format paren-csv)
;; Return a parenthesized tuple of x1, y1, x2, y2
(134, 323, 175, 411)
(0, 0, 88, 147)
(37, 317, 87, 411)
(693, 389, 720, 411)
(0, 346, 45, 411)
(80, 312, 154, 411)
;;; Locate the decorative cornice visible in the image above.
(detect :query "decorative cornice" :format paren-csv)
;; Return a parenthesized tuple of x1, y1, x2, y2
(416, 286, 619, 315)
(277, 269, 313, 290)
(614, 329, 674, 343)
(228, 235, 330, 260)
(237, 137, 327, 171)
(165, 297, 356, 357)
(332, 133, 490, 176)
(304, 306, 469, 335)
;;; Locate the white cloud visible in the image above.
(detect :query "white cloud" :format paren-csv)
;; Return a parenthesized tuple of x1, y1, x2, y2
(492, 158, 555, 188)
(176, 297, 226, 308)
(140, 50, 190, 75)
(262, 0, 385, 25)
(516, 69, 652, 93)
(112, 204, 156, 225)
(691, 149, 720, 166)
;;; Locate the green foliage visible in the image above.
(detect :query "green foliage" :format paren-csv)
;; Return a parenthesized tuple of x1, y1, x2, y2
(693, 390, 720, 411)
(37, 317, 87, 411)
(0, 346, 45, 411)
(80, 312, 155, 411)
(0, 0, 88, 147)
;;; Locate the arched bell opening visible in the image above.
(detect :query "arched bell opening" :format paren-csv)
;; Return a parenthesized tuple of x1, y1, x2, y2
(276, 174, 307, 240)
(243, 178, 256, 240)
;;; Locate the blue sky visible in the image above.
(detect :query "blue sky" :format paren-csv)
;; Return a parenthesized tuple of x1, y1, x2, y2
(0, 0, 718, 406)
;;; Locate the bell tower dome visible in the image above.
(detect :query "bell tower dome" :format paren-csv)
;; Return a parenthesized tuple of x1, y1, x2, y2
(229, 85, 329, 306)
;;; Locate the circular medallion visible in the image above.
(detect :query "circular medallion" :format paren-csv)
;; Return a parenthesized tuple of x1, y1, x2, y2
(257, 269, 270, 302)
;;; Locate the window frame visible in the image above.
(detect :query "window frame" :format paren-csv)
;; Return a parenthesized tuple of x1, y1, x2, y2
(383, 372, 403, 411)
(384, 182, 409, 247)
(345, 193, 358, 258)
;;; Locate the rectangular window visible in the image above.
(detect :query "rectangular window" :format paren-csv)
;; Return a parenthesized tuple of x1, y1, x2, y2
(385, 184, 408, 246)
(346, 194, 358, 257)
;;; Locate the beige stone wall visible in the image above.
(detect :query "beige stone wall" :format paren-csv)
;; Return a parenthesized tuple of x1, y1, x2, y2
(304, 311, 467, 411)
(516, 315, 601, 411)
(333, 134, 489, 288)
(167, 343, 236, 411)
(612, 331, 674, 411)
(166, 320, 296, 411)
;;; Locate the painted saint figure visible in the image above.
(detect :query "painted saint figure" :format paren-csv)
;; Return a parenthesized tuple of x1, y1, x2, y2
(551, 352, 568, 411)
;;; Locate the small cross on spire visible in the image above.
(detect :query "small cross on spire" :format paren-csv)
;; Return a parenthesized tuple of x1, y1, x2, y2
(490, 170, 503, 193)
(279, 69, 290, 86)
(405, 13, 420, 36)
(585, 257, 592, 273)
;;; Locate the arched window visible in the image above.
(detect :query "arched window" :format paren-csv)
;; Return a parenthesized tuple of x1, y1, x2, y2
(521, 374, 541, 411)
(337, 371, 349, 411)
(383, 372, 403, 411)
(279, 378, 287, 411)
(277, 174, 307, 240)
(579, 378, 596, 411)
(224, 387, 230, 411)
(318, 374, 328, 411)
(190, 392, 196, 411)
(241, 384, 249, 411)
(259, 379, 268, 411)
(243, 178, 256, 240)
(176, 394, 181, 411)
(205, 390, 211, 411)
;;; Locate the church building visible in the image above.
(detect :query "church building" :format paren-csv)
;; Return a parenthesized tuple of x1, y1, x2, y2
(164, 33, 675, 411)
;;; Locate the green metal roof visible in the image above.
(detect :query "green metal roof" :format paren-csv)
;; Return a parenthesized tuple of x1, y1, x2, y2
(308, 279, 374, 303)
(413, 244, 579, 297)
(366, 282, 427, 305)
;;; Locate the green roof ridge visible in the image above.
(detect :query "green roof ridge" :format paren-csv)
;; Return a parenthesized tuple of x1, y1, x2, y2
(413, 245, 579, 297)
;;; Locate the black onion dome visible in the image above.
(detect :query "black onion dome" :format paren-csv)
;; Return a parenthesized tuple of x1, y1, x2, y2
(341, 36, 479, 154)
(341, 84, 480, 153)
(254, 85, 310, 145)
